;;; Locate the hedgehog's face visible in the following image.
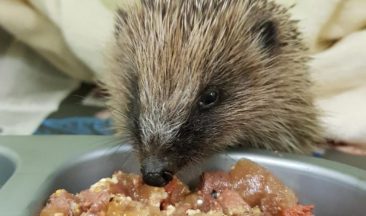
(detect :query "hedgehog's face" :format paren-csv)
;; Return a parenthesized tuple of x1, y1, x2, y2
(139, 87, 226, 185)
(129, 75, 245, 187)
(110, 0, 313, 187)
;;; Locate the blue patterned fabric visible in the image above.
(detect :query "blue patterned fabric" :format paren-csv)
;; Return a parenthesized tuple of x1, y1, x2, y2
(34, 117, 113, 135)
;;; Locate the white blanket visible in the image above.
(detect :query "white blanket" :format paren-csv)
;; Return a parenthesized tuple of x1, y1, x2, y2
(0, 0, 365, 144)
(0, 30, 79, 135)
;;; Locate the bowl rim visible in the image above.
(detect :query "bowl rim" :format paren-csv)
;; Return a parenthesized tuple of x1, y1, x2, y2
(55, 144, 366, 190)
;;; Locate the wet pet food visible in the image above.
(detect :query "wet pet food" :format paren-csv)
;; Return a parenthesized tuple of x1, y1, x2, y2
(40, 159, 314, 216)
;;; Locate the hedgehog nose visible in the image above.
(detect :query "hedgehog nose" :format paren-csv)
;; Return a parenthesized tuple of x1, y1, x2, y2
(141, 157, 173, 187)
(142, 169, 173, 187)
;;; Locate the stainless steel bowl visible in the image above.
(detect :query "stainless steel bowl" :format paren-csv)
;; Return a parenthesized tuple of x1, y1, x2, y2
(35, 146, 366, 216)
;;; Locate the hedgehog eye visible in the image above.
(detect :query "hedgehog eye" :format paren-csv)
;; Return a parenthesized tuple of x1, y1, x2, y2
(199, 88, 219, 110)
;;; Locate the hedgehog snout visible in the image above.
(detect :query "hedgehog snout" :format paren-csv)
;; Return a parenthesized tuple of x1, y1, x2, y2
(141, 156, 174, 187)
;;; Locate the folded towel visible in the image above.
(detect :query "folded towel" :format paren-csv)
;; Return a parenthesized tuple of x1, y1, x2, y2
(0, 36, 79, 135)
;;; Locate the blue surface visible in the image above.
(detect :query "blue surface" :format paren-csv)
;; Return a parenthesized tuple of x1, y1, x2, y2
(34, 117, 113, 135)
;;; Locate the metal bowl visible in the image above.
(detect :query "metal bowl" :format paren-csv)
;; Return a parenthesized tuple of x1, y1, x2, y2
(34, 145, 366, 216)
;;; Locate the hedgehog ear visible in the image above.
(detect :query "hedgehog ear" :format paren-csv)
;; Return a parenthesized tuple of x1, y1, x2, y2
(256, 20, 279, 52)
(115, 9, 128, 39)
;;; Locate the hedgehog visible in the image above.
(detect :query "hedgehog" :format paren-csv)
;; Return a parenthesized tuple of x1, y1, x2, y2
(102, 0, 323, 187)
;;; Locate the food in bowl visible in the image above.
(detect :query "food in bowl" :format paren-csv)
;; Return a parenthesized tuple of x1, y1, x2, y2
(40, 159, 313, 216)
